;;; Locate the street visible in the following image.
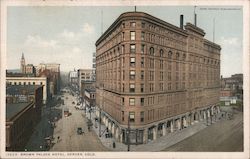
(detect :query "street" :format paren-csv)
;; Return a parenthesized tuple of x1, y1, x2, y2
(163, 109, 243, 152)
(49, 89, 107, 151)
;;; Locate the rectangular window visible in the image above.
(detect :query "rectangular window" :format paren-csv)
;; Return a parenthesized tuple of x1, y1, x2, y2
(168, 72, 171, 81)
(129, 112, 135, 122)
(121, 97, 124, 105)
(129, 98, 135, 106)
(150, 58, 154, 68)
(141, 44, 145, 54)
(141, 32, 145, 40)
(160, 72, 163, 81)
(24, 82, 26, 85)
(130, 57, 135, 67)
(160, 83, 163, 91)
(130, 70, 136, 80)
(122, 83, 125, 92)
(122, 32, 125, 40)
(150, 83, 154, 92)
(141, 98, 144, 106)
(141, 83, 144, 92)
(129, 83, 135, 92)
(130, 31, 136, 40)
(122, 45, 125, 54)
(140, 111, 144, 122)
(141, 71, 144, 80)
(149, 71, 154, 81)
(122, 111, 124, 121)
(130, 22, 136, 27)
(141, 57, 144, 67)
(160, 60, 163, 69)
(130, 44, 136, 53)
(168, 83, 171, 90)
(122, 70, 125, 80)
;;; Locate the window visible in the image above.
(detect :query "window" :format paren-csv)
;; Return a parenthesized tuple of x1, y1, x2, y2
(141, 22, 145, 28)
(122, 32, 125, 40)
(149, 58, 154, 68)
(122, 70, 125, 80)
(122, 83, 125, 92)
(129, 98, 135, 106)
(141, 84, 144, 92)
(19, 82, 21, 85)
(168, 72, 171, 80)
(140, 111, 144, 122)
(160, 83, 163, 91)
(40, 82, 43, 85)
(130, 44, 136, 53)
(122, 111, 124, 121)
(14, 82, 17, 85)
(160, 72, 163, 81)
(129, 83, 135, 92)
(149, 71, 154, 81)
(141, 32, 145, 40)
(28, 82, 31, 85)
(122, 45, 125, 54)
(168, 83, 172, 90)
(130, 57, 135, 67)
(176, 82, 179, 90)
(150, 47, 154, 55)
(150, 83, 154, 92)
(141, 44, 145, 54)
(24, 82, 26, 85)
(130, 22, 136, 27)
(141, 57, 144, 67)
(122, 23, 125, 28)
(168, 51, 172, 59)
(121, 97, 125, 105)
(141, 98, 144, 106)
(160, 49, 164, 57)
(141, 71, 144, 80)
(129, 112, 135, 122)
(160, 60, 163, 69)
(130, 31, 136, 40)
(130, 70, 135, 80)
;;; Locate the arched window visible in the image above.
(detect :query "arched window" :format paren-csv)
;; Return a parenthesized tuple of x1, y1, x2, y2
(168, 51, 172, 59)
(150, 47, 154, 55)
(160, 49, 164, 57)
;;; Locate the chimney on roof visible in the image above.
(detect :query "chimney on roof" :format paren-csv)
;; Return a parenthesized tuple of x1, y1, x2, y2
(180, 15, 184, 29)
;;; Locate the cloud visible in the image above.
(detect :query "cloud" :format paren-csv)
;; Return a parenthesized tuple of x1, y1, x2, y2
(24, 35, 58, 48)
(218, 37, 241, 47)
(81, 23, 94, 34)
(60, 30, 76, 39)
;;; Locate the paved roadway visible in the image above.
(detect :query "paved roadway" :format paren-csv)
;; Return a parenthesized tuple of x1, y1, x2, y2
(163, 110, 243, 152)
(50, 90, 107, 151)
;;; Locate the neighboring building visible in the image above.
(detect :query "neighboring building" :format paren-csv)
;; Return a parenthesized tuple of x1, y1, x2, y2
(25, 64, 36, 75)
(92, 52, 96, 81)
(37, 63, 61, 96)
(6, 85, 43, 123)
(6, 77, 48, 104)
(220, 74, 243, 105)
(77, 69, 94, 92)
(69, 70, 78, 92)
(95, 12, 221, 144)
(84, 88, 96, 109)
(80, 81, 95, 101)
(6, 102, 36, 151)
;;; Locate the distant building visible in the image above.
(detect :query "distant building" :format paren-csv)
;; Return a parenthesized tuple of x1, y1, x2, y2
(95, 12, 221, 144)
(6, 102, 36, 151)
(84, 88, 96, 109)
(20, 53, 25, 74)
(92, 52, 96, 81)
(220, 74, 243, 105)
(77, 69, 95, 92)
(25, 64, 36, 75)
(6, 77, 48, 104)
(69, 70, 78, 92)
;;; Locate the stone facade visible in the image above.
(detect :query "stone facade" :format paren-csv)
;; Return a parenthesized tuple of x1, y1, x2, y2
(95, 12, 221, 144)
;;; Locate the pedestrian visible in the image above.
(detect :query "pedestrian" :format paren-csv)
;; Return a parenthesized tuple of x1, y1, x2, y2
(57, 136, 60, 143)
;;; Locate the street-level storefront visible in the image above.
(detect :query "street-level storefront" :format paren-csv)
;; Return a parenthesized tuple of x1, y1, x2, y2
(122, 129, 144, 145)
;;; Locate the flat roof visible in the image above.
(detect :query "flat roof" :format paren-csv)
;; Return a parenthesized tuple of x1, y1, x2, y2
(6, 85, 42, 96)
(6, 102, 33, 121)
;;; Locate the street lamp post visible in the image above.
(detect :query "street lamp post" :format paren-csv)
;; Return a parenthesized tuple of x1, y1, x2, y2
(127, 114, 130, 151)
(99, 107, 102, 137)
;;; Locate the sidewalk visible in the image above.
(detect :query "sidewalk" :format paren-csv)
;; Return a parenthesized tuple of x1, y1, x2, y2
(89, 112, 223, 151)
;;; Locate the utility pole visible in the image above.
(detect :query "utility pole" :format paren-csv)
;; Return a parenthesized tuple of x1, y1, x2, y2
(99, 107, 102, 137)
(127, 114, 130, 151)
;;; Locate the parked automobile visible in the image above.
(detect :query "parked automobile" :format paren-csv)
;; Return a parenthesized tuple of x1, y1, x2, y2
(77, 127, 83, 135)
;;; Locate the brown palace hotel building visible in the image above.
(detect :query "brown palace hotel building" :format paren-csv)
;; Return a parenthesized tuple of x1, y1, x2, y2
(95, 12, 221, 145)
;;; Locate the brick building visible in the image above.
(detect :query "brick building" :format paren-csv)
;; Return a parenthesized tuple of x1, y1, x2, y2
(95, 12, 221, 144)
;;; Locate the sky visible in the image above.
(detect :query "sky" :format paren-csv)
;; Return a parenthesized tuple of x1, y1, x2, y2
(7, 6, 243, 77)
